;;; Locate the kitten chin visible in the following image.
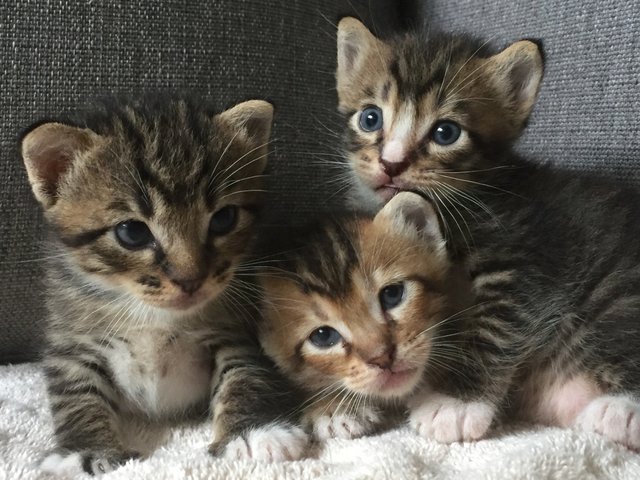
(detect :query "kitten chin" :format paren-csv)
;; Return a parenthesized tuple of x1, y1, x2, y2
(345, 170, 386, 213)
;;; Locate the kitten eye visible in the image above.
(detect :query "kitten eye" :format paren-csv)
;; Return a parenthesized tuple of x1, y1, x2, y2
(309, 326, 343, 348)
(358, 106, 383, 132)
(115, 220, 154, 250)
(379, 282, 405, 310)
(431, 121, 461, 146)
(209, 205, 238, 235)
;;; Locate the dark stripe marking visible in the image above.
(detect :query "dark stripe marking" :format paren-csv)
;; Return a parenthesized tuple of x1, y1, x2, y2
(60, 227, 110, 248)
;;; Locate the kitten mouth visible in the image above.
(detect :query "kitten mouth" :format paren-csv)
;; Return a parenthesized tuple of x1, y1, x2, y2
(377, 367, 419, 394)
(152, 291, 213, 312)
(375, 185, 401, 201)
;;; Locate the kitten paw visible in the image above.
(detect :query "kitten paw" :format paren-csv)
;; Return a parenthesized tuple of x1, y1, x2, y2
(81, 450, 140, 475)
(409, 392, 494, 443)
(311, 407, 381, 440)
(41, 449, 139, 475)
(40, 451, 83, 475)
(575, 395, 640, 450)
(210, 424, 308, 462)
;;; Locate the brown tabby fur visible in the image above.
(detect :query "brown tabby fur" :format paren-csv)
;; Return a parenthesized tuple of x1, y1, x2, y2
(259, 194, 470, 439)
(21, 96, 305, 474)
(333, 17, 640, 449)
(336, 17, 542, 212)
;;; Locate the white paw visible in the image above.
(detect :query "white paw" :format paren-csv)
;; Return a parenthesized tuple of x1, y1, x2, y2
(40, 452, 83, 475)
(576, 395, 640, 450)
(222, 424, 308, 462)
(41, 449, 137, 475)
(409, 392, 494, 443)
(312, 408, 381, 441)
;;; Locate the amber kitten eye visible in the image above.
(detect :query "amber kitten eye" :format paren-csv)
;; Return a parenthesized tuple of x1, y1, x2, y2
(209, 205, 238, 235)
(431, 121, 461, 146)
(379, 282, 405, 310)
(358, 106, 383, 132)
(309, 326, 343, 348)
(115, 220, 154, 250)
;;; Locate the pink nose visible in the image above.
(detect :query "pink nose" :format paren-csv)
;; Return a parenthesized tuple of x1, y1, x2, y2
(381, 140, 409, 177)
(367, 346, 396, 370)
(382, 140, 405, 163)
(170, 276, 205, 295)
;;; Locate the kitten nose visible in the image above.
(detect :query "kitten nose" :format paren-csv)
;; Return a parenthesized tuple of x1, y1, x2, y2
(367, 346, 396, 370)
(381, 158, 409, 177)
(381, 140, 409, 177)
(170, 276, 205, 295)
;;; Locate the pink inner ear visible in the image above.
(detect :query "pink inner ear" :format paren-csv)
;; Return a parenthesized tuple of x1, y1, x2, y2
(24, 141, 73, 201)
(22, 123, 95, 205)
(510, 60, 538, 104)
(37, 147, 72, 197)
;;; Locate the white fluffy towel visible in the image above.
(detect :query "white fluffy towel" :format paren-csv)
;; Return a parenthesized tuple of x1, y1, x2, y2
(1, 363, 640, 480)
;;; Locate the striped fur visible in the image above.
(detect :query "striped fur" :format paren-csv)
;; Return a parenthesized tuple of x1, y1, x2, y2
(335, 18, 640, 448)
(21, 96, 304, 473)
(259, 194, 469, 440)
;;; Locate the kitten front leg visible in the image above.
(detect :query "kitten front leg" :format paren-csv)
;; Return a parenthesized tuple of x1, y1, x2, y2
(208, 344, 308, 462)
(301, 393, 383, 441)
(42, 356, 137, 475)
(408, 297, 524, 443)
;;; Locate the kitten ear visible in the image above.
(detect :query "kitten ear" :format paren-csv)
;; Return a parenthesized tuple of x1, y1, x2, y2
(216, 100, 274, 148)
(21, 122, 102, 208)
(487, 40, 544, 123)
(336, 18, 382, 100)
(374, 192, 445, 251)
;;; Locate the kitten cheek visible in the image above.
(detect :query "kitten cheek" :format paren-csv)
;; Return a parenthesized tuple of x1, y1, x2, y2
(301, 351, 347, 383)
(210, 259, 234, 284)
(353, 163, 385, 188)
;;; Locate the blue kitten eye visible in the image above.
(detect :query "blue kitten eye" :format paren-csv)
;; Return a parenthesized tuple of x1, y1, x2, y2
(309, 326, 343, 348)
(209, 205, 238, 236)
(359, 106, 383, 132)
(115, 220, 154, 250)
(431, 121, 461, 146)
(379, 283, 405, 310)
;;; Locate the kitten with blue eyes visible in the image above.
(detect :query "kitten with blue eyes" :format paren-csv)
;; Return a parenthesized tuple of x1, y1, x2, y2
(258, 192, 472, 440)
(21, 96, 307, 474)
(334, 17, 640, 449)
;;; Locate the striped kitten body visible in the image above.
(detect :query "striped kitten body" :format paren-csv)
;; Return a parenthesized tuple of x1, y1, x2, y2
(21, 97, 306, 474)
(259, 193, 470, 440)
(335, 18, 640, 448)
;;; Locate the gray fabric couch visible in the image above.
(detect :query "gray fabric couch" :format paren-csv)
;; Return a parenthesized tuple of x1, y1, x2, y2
(0, 0, 398, 363)
(1, 0, 638, 363)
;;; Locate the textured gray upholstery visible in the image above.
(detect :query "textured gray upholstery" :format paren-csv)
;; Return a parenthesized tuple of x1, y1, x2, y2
(0, 1, 398, 363)
(3, 0, 638, 363)
(410, 0, 640, 183)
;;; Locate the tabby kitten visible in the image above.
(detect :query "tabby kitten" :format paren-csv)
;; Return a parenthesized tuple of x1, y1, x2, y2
(21, 96, 306, 474)
(259, 192, 470, 440)
(335, 17, 640, 449)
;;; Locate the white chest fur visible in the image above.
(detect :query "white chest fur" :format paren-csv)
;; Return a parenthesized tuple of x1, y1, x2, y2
(105, 327, 212, 418)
